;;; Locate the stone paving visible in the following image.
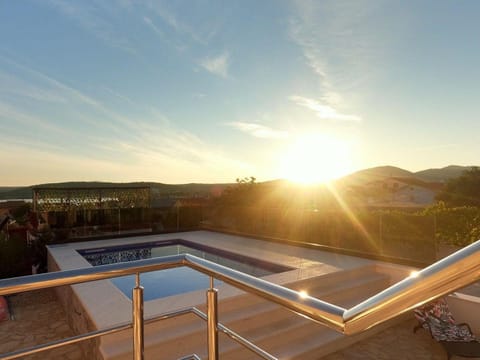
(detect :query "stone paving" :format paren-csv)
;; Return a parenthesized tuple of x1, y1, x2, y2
(0, 288, 476, 360)
(322, 318, 448, 360)
(0, 289, 84, 360)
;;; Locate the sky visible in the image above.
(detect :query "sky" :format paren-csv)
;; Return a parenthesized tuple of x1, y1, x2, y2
(1, 0, 479, 186)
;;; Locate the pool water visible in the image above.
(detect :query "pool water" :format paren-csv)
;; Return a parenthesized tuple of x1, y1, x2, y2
(79, 241, 290, 300)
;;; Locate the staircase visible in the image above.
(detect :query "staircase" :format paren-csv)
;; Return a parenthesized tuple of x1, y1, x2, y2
(101, 265, 401, 360)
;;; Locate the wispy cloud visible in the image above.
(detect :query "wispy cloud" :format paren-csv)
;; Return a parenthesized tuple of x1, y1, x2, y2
(0, 55, 249, 184)
(143, 16, 165, 38)
(0, 71, 66, 103)
(0, 55, 139, 130)
(46, 0, 137, 54)
(289, 95, 362, 122)
(192, 92, 207, 99)
(228, 122, 289, 139)
(289, 1, 380, 108)
(289, 19, 328, 81)
(0, 101, 67, 134)
(288, 17, 340, 106)
(0, 103, 250, 185)
(0, 141, 129, 186)
(200, 52, 230, 78)
(145, 2, 208, 45)
(102, 86, 134, 105)
(54, 118, 250, 184)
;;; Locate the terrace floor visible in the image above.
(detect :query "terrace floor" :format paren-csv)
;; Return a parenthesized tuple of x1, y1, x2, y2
(0, 289, 83, 360)
(0, 289, 452, 360)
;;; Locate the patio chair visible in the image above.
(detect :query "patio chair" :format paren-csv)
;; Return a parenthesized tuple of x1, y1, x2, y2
(414, 298, 480, 359)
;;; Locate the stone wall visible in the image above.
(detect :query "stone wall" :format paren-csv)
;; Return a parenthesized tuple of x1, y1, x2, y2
(47, 253, 103, 360)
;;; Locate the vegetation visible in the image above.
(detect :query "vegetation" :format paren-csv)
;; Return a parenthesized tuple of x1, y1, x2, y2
(208, 170, 480, 263)
(422, 202, 480, 246)
(214, 177, 259, 206)
(436, 167, 480, 206)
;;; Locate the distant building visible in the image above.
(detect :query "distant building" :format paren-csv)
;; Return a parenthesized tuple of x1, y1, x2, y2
(355, 177, 442, 208)
(391, 184, 436, 205)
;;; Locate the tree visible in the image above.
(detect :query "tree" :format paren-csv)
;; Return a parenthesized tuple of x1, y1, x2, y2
(436, 167, 480, 207)
(216, 176, 258, 206)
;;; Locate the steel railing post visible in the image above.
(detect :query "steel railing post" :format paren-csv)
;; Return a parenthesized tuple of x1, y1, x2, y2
(132, 274, 144, 360)
(207, 278, 219, 360)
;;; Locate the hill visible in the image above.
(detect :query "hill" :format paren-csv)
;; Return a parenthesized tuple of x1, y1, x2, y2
(338, 165, 477, 187)
(0, 187, 31, 199)
(338, 166, 414, 187)
(414, 165, 474, 182)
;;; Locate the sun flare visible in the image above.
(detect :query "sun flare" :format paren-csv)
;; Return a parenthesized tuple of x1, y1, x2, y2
(279, 134, 353, 184)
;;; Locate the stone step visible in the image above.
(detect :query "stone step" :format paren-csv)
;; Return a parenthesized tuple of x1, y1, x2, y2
(143, 271, 390, 359)
(101, 266, 391, 360)
(176, 269, 388, 342)
(215, 265, 379, 314)
(223, 271, 389, 336)
(217, 273, 390, 359)
(215, 267, 386, 326)
(280, 313, 410, 360)
(220, 316, 331, 359)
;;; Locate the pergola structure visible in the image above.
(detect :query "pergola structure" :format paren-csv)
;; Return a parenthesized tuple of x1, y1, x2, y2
(32, 186, 151, 233)
(33, 186, 151, 212)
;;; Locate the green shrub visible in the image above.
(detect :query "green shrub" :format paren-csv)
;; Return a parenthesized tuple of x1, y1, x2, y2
(423, 203, 480, 246)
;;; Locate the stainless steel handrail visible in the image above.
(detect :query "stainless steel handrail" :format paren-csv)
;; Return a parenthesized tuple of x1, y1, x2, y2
(1, 239, 479, 358)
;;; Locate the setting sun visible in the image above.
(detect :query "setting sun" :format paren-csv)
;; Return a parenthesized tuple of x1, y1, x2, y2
(279, 134, 353, 184)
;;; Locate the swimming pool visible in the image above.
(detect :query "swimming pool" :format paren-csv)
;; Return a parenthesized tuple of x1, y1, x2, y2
(78, 239, 292, 300)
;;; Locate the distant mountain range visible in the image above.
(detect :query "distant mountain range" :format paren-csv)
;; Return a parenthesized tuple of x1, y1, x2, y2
(338, 165, 474, 187)
(0, 165, 476, 200)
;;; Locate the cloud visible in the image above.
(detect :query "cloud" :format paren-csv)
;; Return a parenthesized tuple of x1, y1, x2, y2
(0, 54, 250, 185)
(0, 101, 67, 134)
(0, 103, 251, 185)
(143, 16, 164, 37)
(63, 120, 250, 183)
(289, 19, 329, 82)
(289, 95, 362, 122)
(0, 71, 66, 103)
(145, 2, 209, 45)
(289, 16, 339, 105)
(143, 16, 172, 42)
(46, 0, 136, 54)
(0, 55, 139, 130)
(289, 1, 381, 108)
(200, 52, 229, 78)
(228, 122, 289, 139)
(102, 86, 134, 105)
